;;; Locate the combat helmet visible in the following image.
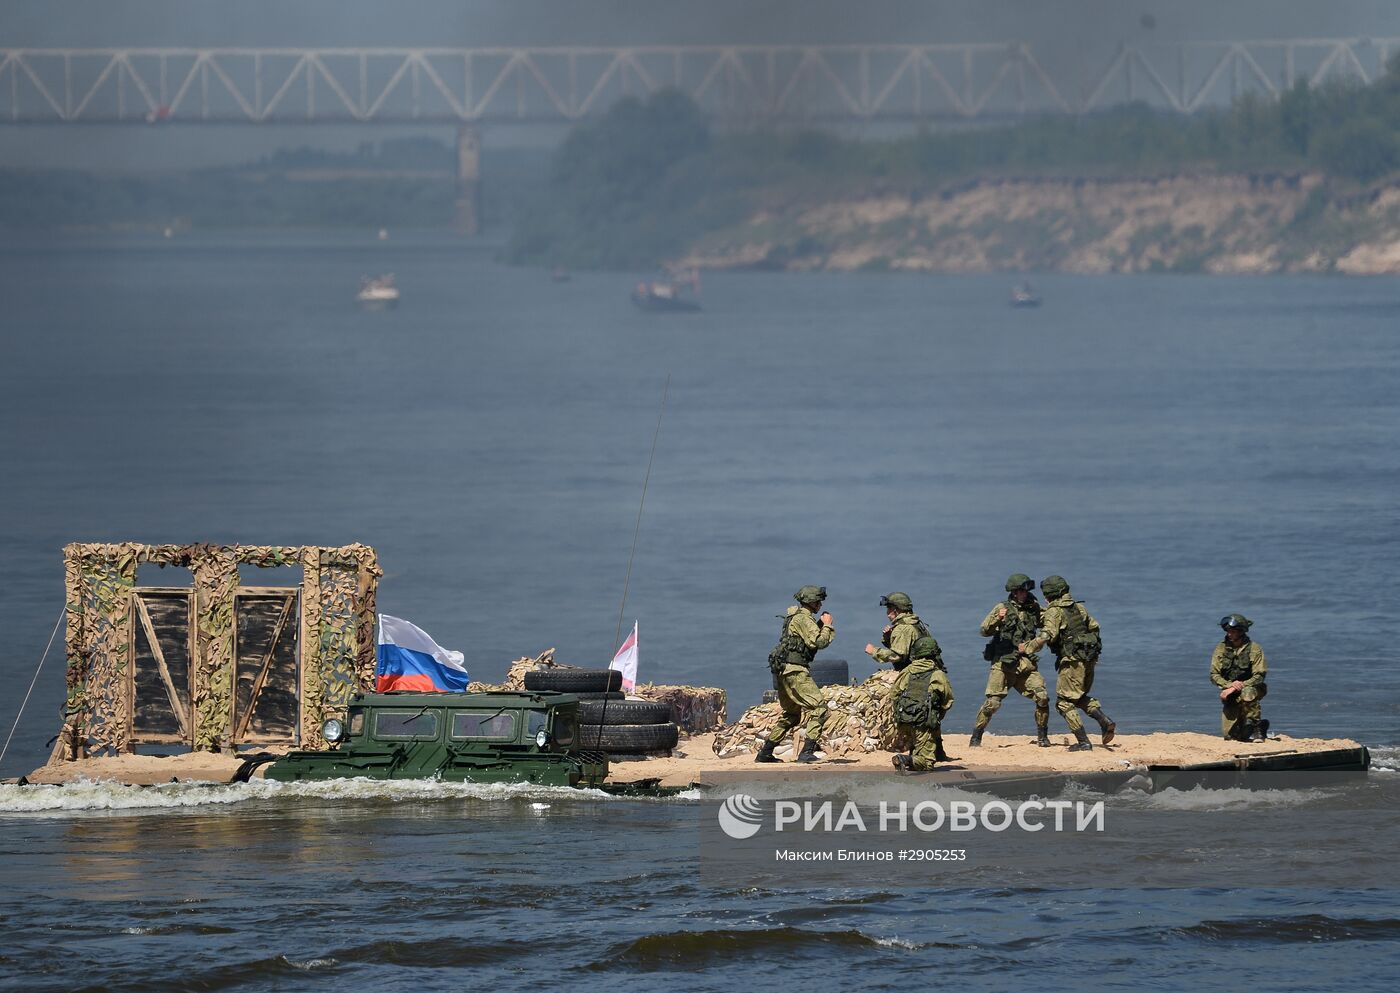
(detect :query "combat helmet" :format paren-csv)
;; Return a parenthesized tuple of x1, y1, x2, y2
(1039, 575, 1070, 600)
(911, 635, 941, 660)
(1005, 573, 1035, 593)
(1220, 613, 1252, 631)
(794, 585, 827, 605)
(879, 592, 914, 611)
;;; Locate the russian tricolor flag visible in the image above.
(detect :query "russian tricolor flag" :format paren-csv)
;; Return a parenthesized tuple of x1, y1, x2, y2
(375, 614, 469, 692)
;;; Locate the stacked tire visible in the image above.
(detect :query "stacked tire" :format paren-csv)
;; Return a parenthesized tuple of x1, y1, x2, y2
(522, 668, 680, 758)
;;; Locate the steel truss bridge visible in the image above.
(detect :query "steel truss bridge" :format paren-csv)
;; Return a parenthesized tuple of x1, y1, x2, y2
(0, 37, 1396, 126)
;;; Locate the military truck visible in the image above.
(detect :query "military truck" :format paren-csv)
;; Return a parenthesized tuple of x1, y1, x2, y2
(260, 690, 609, 788)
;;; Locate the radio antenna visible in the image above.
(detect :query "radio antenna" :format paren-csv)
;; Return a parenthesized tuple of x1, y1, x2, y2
(614, 373, 670, 656)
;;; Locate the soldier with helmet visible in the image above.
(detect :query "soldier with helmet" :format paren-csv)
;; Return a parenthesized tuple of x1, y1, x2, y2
(864, 592, 930, 671)
(1020, 575, 1117, 751)
(1211, 614, 1269, 741)
(756, 585, 835, 764)
(890, 635, 955, 772)
(865, 592, 950, 763)
(970, 573, 1051, 748)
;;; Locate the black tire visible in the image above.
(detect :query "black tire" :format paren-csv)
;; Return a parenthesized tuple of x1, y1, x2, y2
(570, 690, 625, 701)
(809, 658, 850, 687)
(575, 723, 680, 752)
(523, 668, 622, 693)
(577, 699, 672, 724)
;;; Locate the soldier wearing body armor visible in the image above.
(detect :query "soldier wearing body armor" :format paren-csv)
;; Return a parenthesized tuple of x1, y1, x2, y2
(865, 593, 950, 763)
(891, 636, 955, 772)
(971, 574, 1051, 748)
(756, 586, 835, 764)
(1020, 575, 1116, 752)
(1211, 614, 1269, 741)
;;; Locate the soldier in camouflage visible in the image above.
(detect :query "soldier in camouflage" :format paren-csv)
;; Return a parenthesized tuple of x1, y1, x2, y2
(865, 593, 950, 763)
(756, 585, 835, 764)
(891, 635, 955, 772)
(1020, 575, 1117, 752)
(1211, 614, 1269, 741)
(970, 573, 1051, 748)
(864, 592, 930, 670)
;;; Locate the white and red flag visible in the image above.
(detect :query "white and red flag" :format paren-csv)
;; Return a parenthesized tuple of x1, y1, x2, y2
(610, 622, 638, 692)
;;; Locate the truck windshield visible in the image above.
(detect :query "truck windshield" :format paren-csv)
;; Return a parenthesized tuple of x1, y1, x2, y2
(451, 712, 517, 740)
(374, 710, 441, 740)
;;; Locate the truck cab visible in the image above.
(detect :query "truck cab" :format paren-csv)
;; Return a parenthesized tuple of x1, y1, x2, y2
(263, 690, 609, 787)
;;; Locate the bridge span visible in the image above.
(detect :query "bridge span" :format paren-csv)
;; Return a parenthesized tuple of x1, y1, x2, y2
(4, 38, 1393, 232)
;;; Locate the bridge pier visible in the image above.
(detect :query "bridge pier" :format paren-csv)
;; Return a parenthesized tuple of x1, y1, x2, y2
(454, 124, 482, 236)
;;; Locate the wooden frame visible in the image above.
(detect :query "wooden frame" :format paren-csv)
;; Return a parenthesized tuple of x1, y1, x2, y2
(126, 588, 195, 749)
(230, 587, 300, 747)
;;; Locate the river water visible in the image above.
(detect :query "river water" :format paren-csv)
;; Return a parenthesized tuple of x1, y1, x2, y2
(1, 235, 1398, 990)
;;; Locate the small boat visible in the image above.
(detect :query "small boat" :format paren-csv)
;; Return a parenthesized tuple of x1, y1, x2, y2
(356, 274, 400, 308)
(631, 267, 701, 312)
(1009, 282, 1041, 308)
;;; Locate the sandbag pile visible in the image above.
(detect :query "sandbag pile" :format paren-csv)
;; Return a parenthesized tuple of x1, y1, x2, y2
(631, 683, 727, 735)
(712, 670, 902, 758)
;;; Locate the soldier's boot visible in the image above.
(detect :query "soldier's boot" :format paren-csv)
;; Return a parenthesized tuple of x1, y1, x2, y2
(891, 754, 913, 773)
(754, 740, 780, 764)
(1088, 706, 1116, 745)
(968, 727, 985, 748)
(795, 740, 821, 764)
(933, 733, 951, 763)
(1035, 718, 1051, 748)
(1067, 727, 1093, 752)
(1249, 719, 1270, 743)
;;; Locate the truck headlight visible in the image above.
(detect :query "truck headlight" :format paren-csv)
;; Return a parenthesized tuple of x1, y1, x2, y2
(535, 729, 549, 748)
(322, 718, 345, 744)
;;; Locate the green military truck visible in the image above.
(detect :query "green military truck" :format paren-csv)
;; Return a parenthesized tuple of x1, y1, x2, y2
(259, 690, 609, 788)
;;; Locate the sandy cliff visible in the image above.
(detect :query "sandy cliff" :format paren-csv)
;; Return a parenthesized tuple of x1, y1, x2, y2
(679, 173, 1400, 275)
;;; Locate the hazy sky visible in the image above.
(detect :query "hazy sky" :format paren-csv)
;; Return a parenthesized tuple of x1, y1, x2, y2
(3, 1, 1399, 169)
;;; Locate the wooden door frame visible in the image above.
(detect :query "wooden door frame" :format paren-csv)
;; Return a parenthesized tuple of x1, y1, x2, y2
(230, 586, 301, 746)
(125, 588, 195, 749)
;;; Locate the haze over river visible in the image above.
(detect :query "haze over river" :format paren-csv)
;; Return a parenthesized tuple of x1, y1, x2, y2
(1, 235, 1397, 991)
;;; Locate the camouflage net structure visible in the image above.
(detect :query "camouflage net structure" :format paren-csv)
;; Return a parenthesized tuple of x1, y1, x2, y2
(632, 684, 727, 734)
(712, 670, 902, 758)
(52, 542, 381, 760)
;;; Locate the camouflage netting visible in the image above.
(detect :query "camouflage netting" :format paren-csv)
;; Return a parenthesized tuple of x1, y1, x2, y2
(712, 670, 902, 757)
(51, 542, 380, 761)
(632, 684, 727, 734)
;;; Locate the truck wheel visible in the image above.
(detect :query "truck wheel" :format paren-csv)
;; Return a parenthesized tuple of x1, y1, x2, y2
(577, 700, 672, 724)
(523, 668, 623, 693)
(575, 722, 680, 752)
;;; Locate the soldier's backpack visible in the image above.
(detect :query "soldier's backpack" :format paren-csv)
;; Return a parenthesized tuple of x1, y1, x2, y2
(893, 670, 945, 730)
(767, 612, 809, 676)
(1057, 602, 1102, 663)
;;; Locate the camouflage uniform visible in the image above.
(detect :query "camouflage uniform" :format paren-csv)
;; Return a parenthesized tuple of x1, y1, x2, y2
(870, 611, 931, 670)
(1023, 576, 1115, 749)
(891, 636, 955, 771)
(1211, 625, 1267, 741)
(973, 583, 1050, 743)
(765, 604, 834, 747)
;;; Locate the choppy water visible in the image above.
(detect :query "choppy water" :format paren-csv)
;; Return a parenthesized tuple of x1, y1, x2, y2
(1, 235, 1398, 990)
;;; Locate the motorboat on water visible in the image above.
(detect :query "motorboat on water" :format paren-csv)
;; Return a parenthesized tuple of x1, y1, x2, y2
(357, 274, 400, 308)
(1009, 282, 1042, 308)
(631, 267, 701, 312)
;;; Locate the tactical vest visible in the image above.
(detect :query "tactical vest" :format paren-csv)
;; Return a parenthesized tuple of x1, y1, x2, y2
(767, 611, 816, 675)
(1217, 642, 1256, 682)
(1052, 602, 1102, 663)
(893, 670, 946, 730)
(984, 600, 1040, 664)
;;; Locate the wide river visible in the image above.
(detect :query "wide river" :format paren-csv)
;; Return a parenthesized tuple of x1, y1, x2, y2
(1, 235, 1397, 991)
